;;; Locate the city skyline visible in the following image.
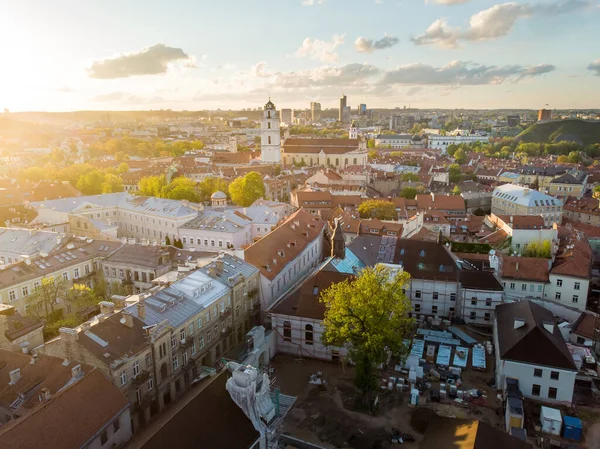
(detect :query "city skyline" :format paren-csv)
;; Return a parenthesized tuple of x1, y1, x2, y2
(1, 0, 600, 112)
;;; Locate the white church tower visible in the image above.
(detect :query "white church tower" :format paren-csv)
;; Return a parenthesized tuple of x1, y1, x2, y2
(260, 98, 281, 164)
(349, 120, 358, 139)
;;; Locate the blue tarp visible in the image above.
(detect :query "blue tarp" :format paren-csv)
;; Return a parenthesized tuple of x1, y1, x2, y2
(424, 335, 461, 346)
(410, 339, 425, 358)
(417, 329, 453, 339)
(453, 346, 469, 368)
(448, 326, 478, 346)
(472, 346, 486, 370)
(436, 345, 452, 367)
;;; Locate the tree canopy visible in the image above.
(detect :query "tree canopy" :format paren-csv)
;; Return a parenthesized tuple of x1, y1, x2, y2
(399, 187, 418, 200)
(228, 172, 265, 206)
(522, 240, 552, 258)
(138, 175, 199, 201)
(198, 177, 230, 202)
(101, 173, 124, 194)
(357, 199, 397, 220)
(320, 266, 414, 399)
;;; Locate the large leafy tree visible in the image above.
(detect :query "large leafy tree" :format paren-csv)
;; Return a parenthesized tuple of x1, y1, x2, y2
(76, 170, 105, 195)
(198, 177, 229, 202)
(138, 175, 167, 197)
(320, 266, 414, 403)
(358, 199, 397, 220)
(522, 240, 552, 258)
(101, 173, 124, 193)
(228, 172, 265, 206)
(26, 276, 68, 318)
(161, 177, 200, 202)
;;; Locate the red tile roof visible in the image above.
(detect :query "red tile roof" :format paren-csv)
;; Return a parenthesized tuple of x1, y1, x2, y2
(245, 209, 325, 280)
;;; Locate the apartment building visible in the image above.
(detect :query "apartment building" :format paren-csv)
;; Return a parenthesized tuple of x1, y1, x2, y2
(427, 133, 489, 153)
(485, 214, 558, 254)
(245, 209, 326, 310)
(0, 351, 132, 448)
(548, 172, 587, 199)
(494, 301, 577, 405)
(29, 192, 199, 243)
(0, 238, 122, 316)
(459, 270, 504, 325)
(563, 197, 600, 226)
(178, 204, 280, 252)
(102, 244, 172, 295)
(374, 134, 414, 148)
(492, 184, 563, 227)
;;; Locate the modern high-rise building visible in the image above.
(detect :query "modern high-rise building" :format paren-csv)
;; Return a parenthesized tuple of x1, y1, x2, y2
(357, 104, 367, 116)
(280, 108, 293, 126)
(538, 109, 552, 121)
(339, 95, 347, 122)
(261, 99, 281, 164)
(310, 102, 321, 122)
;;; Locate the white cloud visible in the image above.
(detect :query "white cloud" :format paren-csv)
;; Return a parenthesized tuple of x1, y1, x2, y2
(354, 34, 399, 53)
(378, 60, 556, 86)
(413, 1, 592, 48)
(427, 0, 473, 4)
(294, 34, 345, 63)
(88, 43, 194, 78)
(588, 60, 600, 76)
(301, 0, 324, 5)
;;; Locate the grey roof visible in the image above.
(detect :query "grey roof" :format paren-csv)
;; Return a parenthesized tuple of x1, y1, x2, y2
(126, 270, 229, 327)
(551, 173, 585, 185)
(493, 184, 563, 208)
(30, 192, 199, 219)
(0, 239, 122, 288)
(0, 228, 61, 258)
(180, 205, 279, 233)
(198, 254, 259, 286)
(103, 244, 170, 268)
(211, 190, 227, 199)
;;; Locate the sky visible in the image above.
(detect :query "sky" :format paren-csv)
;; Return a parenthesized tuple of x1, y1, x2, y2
(1, 0, 600, 112)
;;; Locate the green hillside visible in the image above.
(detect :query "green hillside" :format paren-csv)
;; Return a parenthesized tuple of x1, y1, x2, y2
(517, 119, 600, 146)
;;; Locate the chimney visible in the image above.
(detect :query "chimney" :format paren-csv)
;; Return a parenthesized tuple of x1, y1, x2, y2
(121, 312, 134, 328)
(514, 318, 525, 329)
(431, 192, 435, 202)
(39, 387, 51, 402)
(9, 368, 21, 385)
(30, 353, 38, 365)
(99, 301, 115, 315)
(20, 341, 30, 354)
(331, 217, 346, 260)
(542, 321, 554, 333)
(71, 364, 82, 379)
(137, 300, 146, 320)
(515, 262, 519, 271)
(215, 259, 224, 274)
(510, 216, 513, 223)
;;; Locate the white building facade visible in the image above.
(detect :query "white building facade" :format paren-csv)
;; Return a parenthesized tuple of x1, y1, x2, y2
(260, 99, 281, 164)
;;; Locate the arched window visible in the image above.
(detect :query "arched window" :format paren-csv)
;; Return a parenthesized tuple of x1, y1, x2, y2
(327, 158, 331, 166)
(283, 321, 291, 342)
(268, 136, 271, 144)
(335, 158, 339, 166)
(267, 111, 271, 118)
(305, 324, 314, 345)
(353, 158, 357, 165)
(268, 122, 271, 129)
(344, 158, 348, 166)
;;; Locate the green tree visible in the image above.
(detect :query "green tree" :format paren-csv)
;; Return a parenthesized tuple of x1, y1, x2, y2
(165, 235, 171, 246)
(161, 177, 200, 202)
(138, 175, 167, 197)
(101, 173, 124, 193)
(452, 185, 462, 196)
(114, 151, 130, 162)
(446, 144, 459, 157)
(367, 138, 376, 149)
(68, 284, 100, 310)
(76, 170, 105, 195)
(453, 148, 467, 164)
(409, 123, 423, 134)
(19, 166, 47, 183)
(358, 199, 397, 220)
(228, 172, 265, 206)
(399, 187, 418, 199)
(198, 177, 230, 202)
(368, 150, 378, 160)
(320, 266, 414, 403)
(448, 164, 462, 183)
(522, 240, 552, 258)
(401, 172, 420, 183)
(117, 162, 129, 174)
(26, 276, 67, 319)
(174, 238, 184, 249)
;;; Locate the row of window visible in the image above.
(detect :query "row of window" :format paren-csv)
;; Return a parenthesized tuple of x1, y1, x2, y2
(119, 353, 153, 386)
(531, 384, 558, 400)
(282, 321, 313, 345)
(104, 266, 155, 283)
(5, 264, 93, 302)
(414, 291, 457, 301)
(181, 237, 228, 248)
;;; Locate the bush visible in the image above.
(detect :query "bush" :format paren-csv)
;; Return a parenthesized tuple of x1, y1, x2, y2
(451, 242, 492, 254)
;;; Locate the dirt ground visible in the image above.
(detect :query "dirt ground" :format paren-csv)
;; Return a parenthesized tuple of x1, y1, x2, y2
(271, 353, 505, 449)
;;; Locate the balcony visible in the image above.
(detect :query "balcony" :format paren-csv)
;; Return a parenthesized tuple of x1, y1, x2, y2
(220, 307, 232, 320)
(132, 370, 150, 386)
(180, 337, 194, 349)
(221, 325, 233, 336)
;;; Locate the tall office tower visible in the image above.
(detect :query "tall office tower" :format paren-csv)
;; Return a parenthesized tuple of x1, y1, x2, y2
(357, 104, 367, 116)
(310, 102, 321, 122)
(339, 95, 347, 122)
(280, 108, 293, 126)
